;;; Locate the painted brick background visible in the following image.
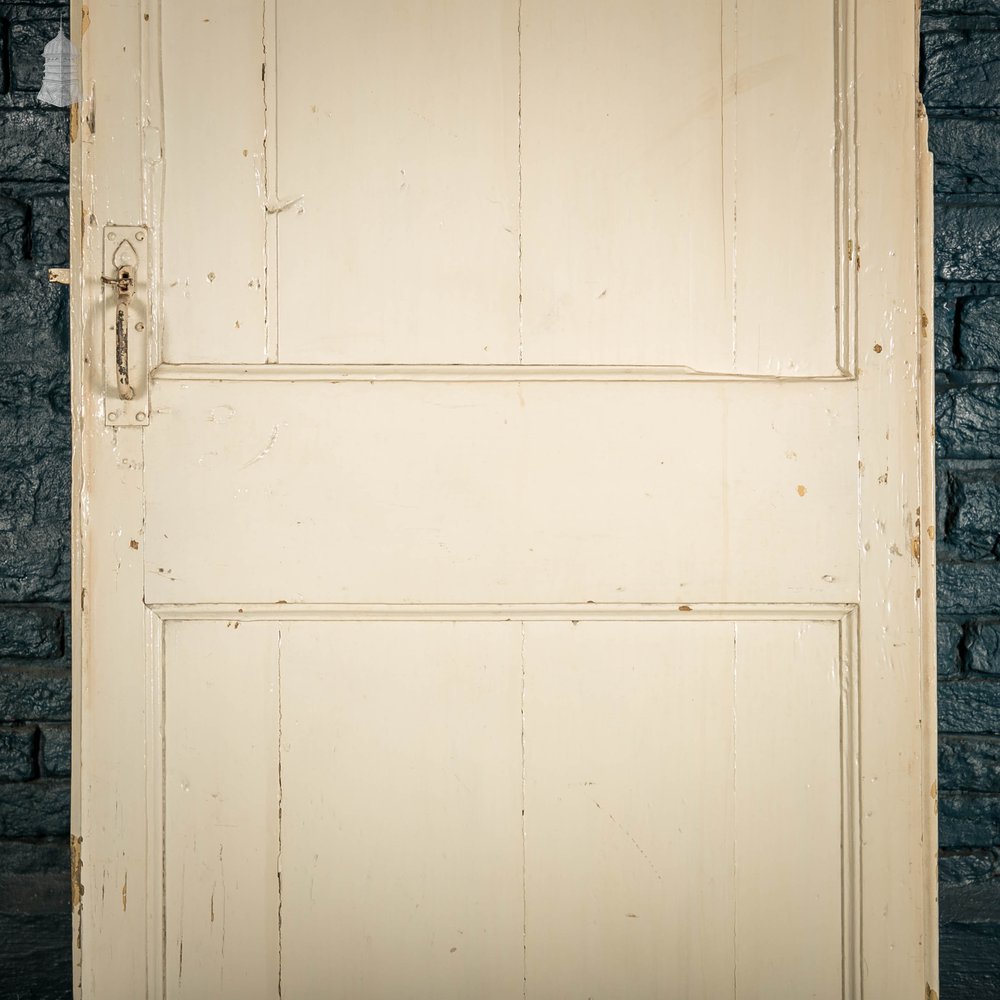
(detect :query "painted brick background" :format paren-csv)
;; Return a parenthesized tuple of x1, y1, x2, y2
(925, 1, 1000, 996)
(0, 1, 72, 997)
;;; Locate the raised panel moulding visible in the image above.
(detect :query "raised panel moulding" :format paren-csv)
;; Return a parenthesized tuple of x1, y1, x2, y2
(146, 605, 860, 997)
(157, 0, 856, 375)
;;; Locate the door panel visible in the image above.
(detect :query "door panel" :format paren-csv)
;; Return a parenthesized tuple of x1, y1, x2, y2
(276, 1, 520, 365)
(279, 622, 524, 1000)
(524, 621, 739, 999)
(164, 621, 280, 1000)
(73, 0, 935, 997)
(160, 1, 268, 364)
(157, 0, 847, 372)
(520, 0, 845, 373)
(732, 620, 848, 998)
(156, 613, 855, 999)
(524, 618, 850, 1000)
(144, 379, 857, 605)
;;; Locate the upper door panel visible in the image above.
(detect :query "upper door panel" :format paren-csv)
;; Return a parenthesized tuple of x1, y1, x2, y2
(520, 0, 849, 374)
(158, 0, 852, 375)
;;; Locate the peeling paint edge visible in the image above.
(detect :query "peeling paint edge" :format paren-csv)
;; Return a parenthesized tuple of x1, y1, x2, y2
(70, 833, 84, 911)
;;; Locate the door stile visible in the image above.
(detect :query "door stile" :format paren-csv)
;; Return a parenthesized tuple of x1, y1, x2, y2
(72, 2, 154, 997)
(918, 89, 940, 1000)
(68, 5, 82, 990)
(855, 0, 937, 995)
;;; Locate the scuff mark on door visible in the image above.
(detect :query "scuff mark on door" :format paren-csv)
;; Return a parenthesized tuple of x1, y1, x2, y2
(242, 425, 280, 469)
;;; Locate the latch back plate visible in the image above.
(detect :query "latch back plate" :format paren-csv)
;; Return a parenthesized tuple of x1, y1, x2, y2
(103, 225, 149, 427)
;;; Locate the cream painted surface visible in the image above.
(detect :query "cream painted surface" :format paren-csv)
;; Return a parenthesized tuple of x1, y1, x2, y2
(728, 0, 845, 376)
(732, 620, 849, 997)
(164, 621, 279, 1000)
(520, 0, 846, 373)
(523, 619, 849, 999)
(156, 613, 853, 1000)
(143, 380, 857, 605)
(72, 2, 936, 999)
(159, 0, 267, 363)
(276, 1, 520, 365)
(161, 0, 848, 372)
(279, 622, 524, 999)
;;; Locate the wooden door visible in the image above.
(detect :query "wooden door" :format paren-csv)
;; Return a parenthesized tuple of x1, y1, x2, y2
(71, 2, 938, 997)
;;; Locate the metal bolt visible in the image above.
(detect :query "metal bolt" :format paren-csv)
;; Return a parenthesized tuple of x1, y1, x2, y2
(107, 232, 117, 241)
(135, 231, 145, 241)
(136, 412, 147, 422)
(108, 411, 119, 420)
(135, 322, 145, 332)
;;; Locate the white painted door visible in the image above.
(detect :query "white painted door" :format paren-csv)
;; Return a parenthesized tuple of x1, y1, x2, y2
(71, 2, 937, 998)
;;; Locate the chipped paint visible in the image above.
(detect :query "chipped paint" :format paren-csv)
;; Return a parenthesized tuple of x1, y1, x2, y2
(242, 425, 279, 469)
(265, 195, 305, 215)
(85, 83, 95, 137)
(70, 835, 84, 910)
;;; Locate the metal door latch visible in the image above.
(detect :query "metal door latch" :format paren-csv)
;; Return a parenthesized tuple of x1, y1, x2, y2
(104, 250, 136, 401)
(103, 226, 148, 426)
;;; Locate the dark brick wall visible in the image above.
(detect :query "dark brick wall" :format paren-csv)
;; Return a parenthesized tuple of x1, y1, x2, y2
(925, 2, 1000, 997)
(0, 1, 72, 998)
